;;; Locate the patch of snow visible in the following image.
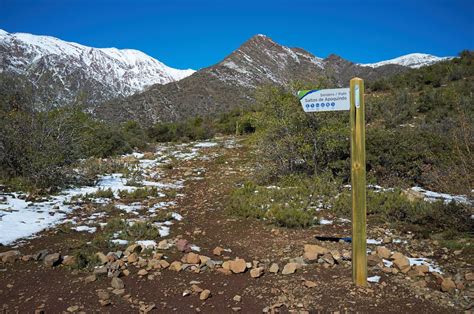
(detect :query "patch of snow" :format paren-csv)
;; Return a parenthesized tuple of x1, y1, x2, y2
(319, 219, 333, 225)
(72, 225, 97, 233)
(408, 257, 442, 273)
(411, 187, 471, 205)
(190, 245, 201, 252)
(111, 239, 129, 245)
(367, 239, 382, 245)
(359, 53, 452, 69)
(194, 142, 218, 148)
(171, 212, 183, 221)
(367, 275, 381, 283)
(383, 259, 393, 267)
(136, 240, 157, 249)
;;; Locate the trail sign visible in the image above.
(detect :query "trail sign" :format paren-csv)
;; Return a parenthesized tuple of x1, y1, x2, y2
(298, 88, 350, 112)
(299, 79, 367, 287)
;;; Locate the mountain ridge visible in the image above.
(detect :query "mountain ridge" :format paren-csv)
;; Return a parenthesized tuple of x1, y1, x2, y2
(0, 29, 195, 109)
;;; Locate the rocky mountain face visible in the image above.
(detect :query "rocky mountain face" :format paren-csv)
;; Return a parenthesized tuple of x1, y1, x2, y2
(94, 35, 428, 124)
(0, 29, 194, 110)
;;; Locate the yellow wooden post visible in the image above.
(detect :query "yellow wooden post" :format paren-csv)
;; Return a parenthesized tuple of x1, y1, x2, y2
(350, 77, 367, 286)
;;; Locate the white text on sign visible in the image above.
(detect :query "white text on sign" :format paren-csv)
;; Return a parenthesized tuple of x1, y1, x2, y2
(298, 88, 350, 112)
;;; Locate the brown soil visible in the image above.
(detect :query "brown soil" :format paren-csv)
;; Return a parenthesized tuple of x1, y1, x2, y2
(0, 137, 465, 313)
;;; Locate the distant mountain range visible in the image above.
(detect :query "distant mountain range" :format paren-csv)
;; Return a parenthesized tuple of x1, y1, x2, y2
(0, 29, 194, 109)
(0, 29, 453, 122)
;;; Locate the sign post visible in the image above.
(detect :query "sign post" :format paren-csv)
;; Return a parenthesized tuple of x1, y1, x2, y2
(350, 78, 367, 286)
(299, 78, 367, 286)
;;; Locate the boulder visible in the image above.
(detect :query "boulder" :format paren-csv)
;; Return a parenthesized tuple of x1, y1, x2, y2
(96, 252, 108, 264)
(229, 258, 247, 274)
(62, 255, 77, 267)
(169, 261, 182, 272)
(282, 263, 299, 275)
(44, 253, 61, 267)
(200, 289, 211, 301)
(269, 263, 279, 273)
(303, 244, 328, 261)
(0, 250, 21, 263)
(441, 278, 456, 292)
(250, 267, 264, 278)
(392, 255, 410, 271)
(184, 252, 200, 264)
(213, 246, 224, 256)
(376, 247, 391, 259)
(176, 239, 191, 252)
(111, 277, 124, 289)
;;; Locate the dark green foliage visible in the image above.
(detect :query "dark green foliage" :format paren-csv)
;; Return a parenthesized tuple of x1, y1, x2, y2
(251, 52, 474, 194)
(332, 189, 473, 238)
(147, 109, 256, 143)
(229, 174, 339, 228)
(0, 105, 151, 193)
(118, 187, 158, 201)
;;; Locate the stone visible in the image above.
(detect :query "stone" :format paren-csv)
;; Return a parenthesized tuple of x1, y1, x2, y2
(44, 253, 61, 267)
(112, 289, 125, 295)
(303, 280, 317, 288)
(125, 244, 141, 254)
(376, 247, 391, 259)
(111, 277, 124, 289)
(67, 305, 79, 312)
(250, 267, 264, 278)
(269, 263, 279, 273)
(184, 252, 201, 264)
(199, 255, 210, 265)
(465, 272, 474, 281)
(97, 290, 110, 300)
(213, 246, 224, 256)
(413, 265, 429, 274)
(84, 274, 97, 283)
(233, 295, 242, 302)
(99, 299, 111, 306)
(217, 268, 232, 275)
(393, 255, 410, 271)
(122, 269, 130, 276)
(330, 250, 341, 262)
(390, 252, 405, 260)
(222, 261, 230, 270)
(304, 244, 328, 256)
(139, 303, 155, 313)
(321, 253, 335, 265)
(229, 258, 247, 274)
(62, 255, 77, 266)
(367, 255, 383, 267)
(137, 269, 148, 276)
(199, 289, 211, 301)
(153, 253, 163, 260)
(191, 284, 203, 293)
(127, 253, 138, 263)
(159, 260, 170, 269)
(96, 252, 109, 264)
(157, 240, 171, 250)
(441, 278, 456, 292)
(176, 239, 190, 252)
(282, 263, 299, 275)
(0, 250, 21, 263)
(169, 261, 182, 272)
(93, 266, 108, 277)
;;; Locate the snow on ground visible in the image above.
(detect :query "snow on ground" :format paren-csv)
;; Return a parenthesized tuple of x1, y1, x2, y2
(368, 275, 381, 283)
(411, 187, 471, 205)
(0, 139, 220, 245)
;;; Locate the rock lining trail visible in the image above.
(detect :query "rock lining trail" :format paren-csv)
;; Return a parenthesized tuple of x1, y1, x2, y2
(0, 136, 472, 313)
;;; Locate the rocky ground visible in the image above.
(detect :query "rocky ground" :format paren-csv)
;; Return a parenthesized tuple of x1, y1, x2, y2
(0, 136, 472, 313)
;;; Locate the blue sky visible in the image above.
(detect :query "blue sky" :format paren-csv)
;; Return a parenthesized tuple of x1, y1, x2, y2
(1, 0, 473, 70)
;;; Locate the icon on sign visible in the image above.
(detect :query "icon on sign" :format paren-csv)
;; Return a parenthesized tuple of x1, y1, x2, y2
(311, 104, 314, 108)
(326, 103, 330, 107)
(321, 103, 325, 107)
(316, 103, 320, 107)
(331, 102, 335, 107)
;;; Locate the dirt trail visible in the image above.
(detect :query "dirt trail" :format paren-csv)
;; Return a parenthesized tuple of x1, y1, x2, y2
(0, 137, 468, 313)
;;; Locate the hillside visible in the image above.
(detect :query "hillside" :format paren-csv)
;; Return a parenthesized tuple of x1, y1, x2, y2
(0, 29, 194, 110)
(94, 35, 443, 124)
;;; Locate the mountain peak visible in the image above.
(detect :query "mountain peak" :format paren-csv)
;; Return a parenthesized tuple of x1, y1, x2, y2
(360, 53, 453, 69)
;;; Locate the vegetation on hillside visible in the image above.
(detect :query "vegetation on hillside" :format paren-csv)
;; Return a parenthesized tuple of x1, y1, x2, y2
(229, 51, 473, 233)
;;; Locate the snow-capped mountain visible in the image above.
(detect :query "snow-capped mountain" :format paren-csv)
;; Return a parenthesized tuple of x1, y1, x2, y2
(360, 53, 452, 69)
(0, 29, 194, 109)
(96, 34, 432, 124)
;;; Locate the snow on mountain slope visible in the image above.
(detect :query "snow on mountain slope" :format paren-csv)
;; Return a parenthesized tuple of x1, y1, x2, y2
(0, 29, 195, 107)
(360, 53, 453, 69)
